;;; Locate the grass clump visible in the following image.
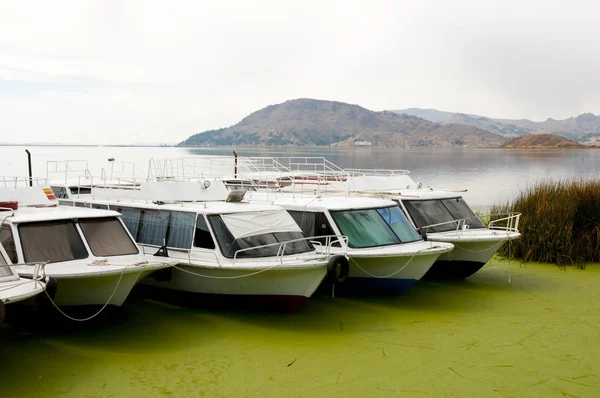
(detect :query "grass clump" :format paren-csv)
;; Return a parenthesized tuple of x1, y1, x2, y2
(493, 178, 600, 266)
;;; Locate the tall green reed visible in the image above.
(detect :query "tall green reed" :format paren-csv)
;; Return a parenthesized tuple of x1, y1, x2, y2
(494, 178, 600, 266)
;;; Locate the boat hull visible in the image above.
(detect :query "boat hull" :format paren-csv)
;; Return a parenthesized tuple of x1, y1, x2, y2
(335, 252, 441, 295)
(424, 233, 518, 279)
(141, 263, 327, 311)
(49, 268, 159, 307)
(0, 278, 46, 304)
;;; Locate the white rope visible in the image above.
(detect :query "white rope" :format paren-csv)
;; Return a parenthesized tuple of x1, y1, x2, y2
(171, 261, 287, 279)
(455, 239, 508, 253)
(348, 247, 437, 279)
(34, 264, 131, 322)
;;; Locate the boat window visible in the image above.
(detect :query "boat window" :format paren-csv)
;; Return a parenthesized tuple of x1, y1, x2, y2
(69, 186, 92, 196)
(74, 201, 91, 208)
(51, 186, 69, 199)
(79, 217, 139, 256)
(208, 215, 314, 258)
(287, 211, 338, 246)
(441, 198, 486, 229)
(91, 203, 109, 210)
(402, 198, 485, 232)
(0, 225, 18, 263)
(376, 207, 422, 243)
(193, 215, 216, 249)
(18, 220, 88, 263)
(166, 211, 195, 249)
(330, 209, 401, 248)
(113, 206, 141, 238)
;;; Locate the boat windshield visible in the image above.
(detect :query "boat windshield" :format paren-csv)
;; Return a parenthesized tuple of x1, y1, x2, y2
(79, 217, 139, 257)
(401, 198, 486, 232)
(208, 215, 314, 259)
(18, 220, 89, 263)
(330, 206, 422, 248)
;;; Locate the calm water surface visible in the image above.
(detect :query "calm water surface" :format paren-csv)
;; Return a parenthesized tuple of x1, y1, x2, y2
(2, 145, 600, 205)
(2, 146, 600, 397)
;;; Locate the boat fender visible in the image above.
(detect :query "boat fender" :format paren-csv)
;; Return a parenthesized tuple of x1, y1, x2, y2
(327, 255, 349, 284)
(0, 301, 5, 324)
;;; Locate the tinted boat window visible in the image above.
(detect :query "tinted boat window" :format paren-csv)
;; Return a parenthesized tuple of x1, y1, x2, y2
(402, 198, 485, 232)
(208, 215, 314, 258)
(0, 225, 18, 263)
(51, 186, 69, 199)
(113, 206, 141, 238)
(441, 198, 486, 229)
(79, 217, 139, 256)
(330, 209, 400, 248)
(18, 220, 88, 263)
(287, 210, 337, 245)
(193, 215, 216, 249)
(376, 207, 422, 243)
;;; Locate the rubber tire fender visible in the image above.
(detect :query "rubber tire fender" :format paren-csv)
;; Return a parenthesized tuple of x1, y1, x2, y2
(327, 255, 350, 284)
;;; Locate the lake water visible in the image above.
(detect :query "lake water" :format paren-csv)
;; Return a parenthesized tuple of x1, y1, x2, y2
(1, 145, 600, 397)
(2, 145, 600, 205)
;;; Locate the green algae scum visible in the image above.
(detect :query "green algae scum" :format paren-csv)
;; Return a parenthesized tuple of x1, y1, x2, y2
(1, 258, 599, 397)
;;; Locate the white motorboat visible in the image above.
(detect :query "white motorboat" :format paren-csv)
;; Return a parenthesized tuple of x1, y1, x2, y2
(0, 239, 49, 324)
(177, 155, 520, 279)
(243, 192, 454, 294)
(0, 185, 176, 308)
(49, 179, 343, 312)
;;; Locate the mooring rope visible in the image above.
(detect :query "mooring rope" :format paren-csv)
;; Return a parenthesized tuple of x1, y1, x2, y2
(348, 246, 441, 279)
(34, 264, 131, 322)
(171, 261, 290, 279)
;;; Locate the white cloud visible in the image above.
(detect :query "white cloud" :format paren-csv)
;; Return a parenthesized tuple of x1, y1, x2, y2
(1, 0, 599, 144)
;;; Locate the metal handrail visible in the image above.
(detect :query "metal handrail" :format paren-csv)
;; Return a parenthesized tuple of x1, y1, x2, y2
(231, 234, 348, 265)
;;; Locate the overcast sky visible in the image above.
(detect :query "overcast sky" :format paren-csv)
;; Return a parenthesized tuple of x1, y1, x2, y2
(1, 0, 599, 144)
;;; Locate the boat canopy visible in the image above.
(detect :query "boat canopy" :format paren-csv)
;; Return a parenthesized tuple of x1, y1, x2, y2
(221, 209, 300, 239)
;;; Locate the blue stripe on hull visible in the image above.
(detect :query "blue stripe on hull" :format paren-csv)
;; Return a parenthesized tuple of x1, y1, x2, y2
(327, 277, 419, 295)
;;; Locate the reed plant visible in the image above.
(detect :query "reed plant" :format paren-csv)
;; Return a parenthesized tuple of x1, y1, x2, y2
(492, 178, 600, 266)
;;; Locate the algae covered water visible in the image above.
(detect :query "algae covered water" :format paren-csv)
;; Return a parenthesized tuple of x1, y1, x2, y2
(2, 258, 599, 397)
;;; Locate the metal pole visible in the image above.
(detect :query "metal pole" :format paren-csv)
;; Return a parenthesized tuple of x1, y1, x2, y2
(25, 149, 32, 186)
(233, 150, 238, 178)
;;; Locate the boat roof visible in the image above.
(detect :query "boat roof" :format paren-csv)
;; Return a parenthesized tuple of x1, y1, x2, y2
(66, 196, 288, 215)
(386, 189, 465, 200)
(246, 192, 398, 211)
(1, 206, 121, 224)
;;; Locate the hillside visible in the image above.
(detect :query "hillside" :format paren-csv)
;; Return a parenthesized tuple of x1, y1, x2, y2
(392, 108, 600, 144)
(501, 134, 585, 148)
(179, 99, 505, 148)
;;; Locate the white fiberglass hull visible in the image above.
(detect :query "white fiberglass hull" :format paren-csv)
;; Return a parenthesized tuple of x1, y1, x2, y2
(141, 255, 329, 311)
(331, 242, 454, 294)
(0, 277, 46, 304)
(14, 255, 175, 307)
(424, 230, 521, 278)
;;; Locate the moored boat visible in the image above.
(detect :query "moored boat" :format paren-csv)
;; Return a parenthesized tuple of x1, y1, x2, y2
(0, 185, 176, 308)
(50, 179, 344, 312)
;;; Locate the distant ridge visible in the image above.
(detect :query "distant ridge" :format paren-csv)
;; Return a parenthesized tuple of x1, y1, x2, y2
(501, 134, 586, 148)
(179, 99, 505, 148)
(392, 108, 600, 144)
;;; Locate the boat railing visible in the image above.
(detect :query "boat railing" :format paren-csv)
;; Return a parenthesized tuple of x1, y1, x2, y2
(488, 212, 521, 233)
(0, 176, 50, 188)
(420, 212, 521, 234)
(343, 168, 411, 177)
(231, 234, 348, 265)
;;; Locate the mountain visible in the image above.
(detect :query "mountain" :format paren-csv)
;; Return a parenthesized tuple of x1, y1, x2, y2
(179, 99, 505, 148)
(392, 108, 600, 144)
(501, 134, 585, 148)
